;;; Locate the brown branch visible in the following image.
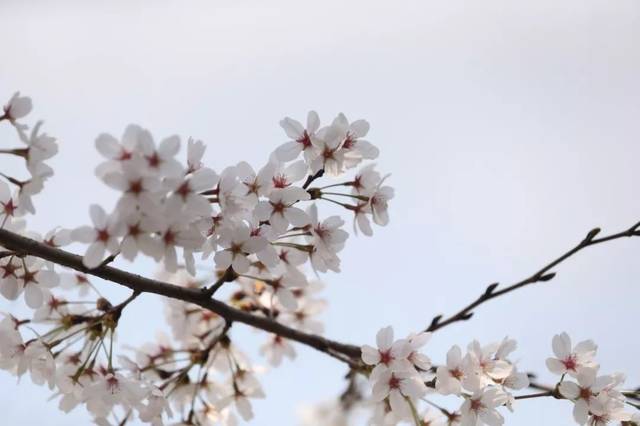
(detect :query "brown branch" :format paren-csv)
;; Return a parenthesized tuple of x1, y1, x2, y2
(513, 390, 554, 400)
(302, 168, 324, 190)
(426, 221, 640, 332)
(0, 228, 362, 364)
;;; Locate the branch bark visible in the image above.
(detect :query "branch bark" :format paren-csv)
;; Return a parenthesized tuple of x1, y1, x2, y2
(0, 229, 362, 364)
(426, 221, 640, 332)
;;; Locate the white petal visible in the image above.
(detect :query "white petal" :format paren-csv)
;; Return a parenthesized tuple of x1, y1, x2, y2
(552, 333, 571, 358)
(24, 284, 44, 309)
(89, 204, 107, 228)
(274, 141, 302, 162)
(558, 381, 580, 400)
(376, 326, 394, 351)
(276, 288, 297, 310)
(0, 277, 21, 300)
(361, 345, 381, 365)
(284, 207, 310, 227)
(83, 242, 106, 269)
(280, 117, 304, 139)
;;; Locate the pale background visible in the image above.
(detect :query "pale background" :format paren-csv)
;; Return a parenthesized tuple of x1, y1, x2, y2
(1, 0, 639, 424)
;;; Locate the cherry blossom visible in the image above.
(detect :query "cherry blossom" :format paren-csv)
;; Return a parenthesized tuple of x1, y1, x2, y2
(2, 91, 32, 127)
(371, 369, 428, 419)
(0, 180, 19, 227)
(259, 334, 296, 366)
(332, 113, 379, 169)
(214, 223, 267, 274)
(559, 368, 620, 424)
(436, 345, 466, 395)
(253, 187, 311, 233)
(546, 332, 598, 377)
(71, 204, 124, 269)
(459, 388, 508, 426)
(275, 111, 320, 163)
(361, 326, 412, 381)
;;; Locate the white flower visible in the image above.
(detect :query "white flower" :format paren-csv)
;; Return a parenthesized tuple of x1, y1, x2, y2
(71, 204, 124, 269)
(58, 271, 92, 296)
(369, 179, 394, 227)
(2, 92, 32, 126)
(502, 366, 529, 392)
(306, 203, 348, 256)
(215, 372, 265, 422)
(18, 257, 60, 309)
(436, 345, 466, 395)
(371, 369, 427, 419)
(119, 213, 163, 261)
(264, 266, 306, 310)
(83, 372, 147, 419)
(280, 297, 326, 334)
(0, 256, 22, 300)
(214, 223, 267, 274)
(259, 334, 296, 366)
(187, 138, 206, 173)
(559, 368, 620, 424)
(94, 125, 142, 177)
(406, 332, 432, 372)
(236, 161, 274, 203)
(15, 172, 50, 215)
(459, 388, 508, 426)
(253, 187, 310, 233)
(352, 164, 382, 195)
(165, 167, 219, 218)
(275, 111, 320, 163)
(138, 387, 172, 424)
(17, 121, 58, 175)
(157, 219, 205, 273)
(102, 162, 162, 215)
(136, 130, 184, 178)
(464, 340, 513, 389)
(351, 201, 373, 236)
(586, 392, 631, 425)
(0, 180, 19, 227)
(32, 288, 68, 322)
(265, 160, 308, 190)
(309, 124, 345, 175)
(0, 326, 56, 389)
(331, 113, 379, 169)
(361, 326, 412, 381)
(546, 332, 598, 377)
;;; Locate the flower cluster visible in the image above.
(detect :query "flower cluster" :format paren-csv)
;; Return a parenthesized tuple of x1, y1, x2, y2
(359, 327, 528, 426)
(348, 329, 639, 426)
(0, 92, 58, 226)
(548, 332, 633, 425)
(0, 92, 397, 425)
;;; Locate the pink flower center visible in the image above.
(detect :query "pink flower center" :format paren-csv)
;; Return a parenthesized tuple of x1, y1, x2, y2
(97, 229, 110, 242)
(562, 355, 578, 371)
(388, 374, 400, 389)
(272, 174, 290, 188)
(470, 398, 484, 412)
(379, 349, 393, 365)
(296, 131, 312, 149)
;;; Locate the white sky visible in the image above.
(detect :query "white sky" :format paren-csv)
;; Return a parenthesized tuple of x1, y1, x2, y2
(1, 0, 640, 425)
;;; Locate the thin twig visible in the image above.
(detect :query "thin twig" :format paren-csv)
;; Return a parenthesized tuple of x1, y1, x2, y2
(426, 222, 640, 332)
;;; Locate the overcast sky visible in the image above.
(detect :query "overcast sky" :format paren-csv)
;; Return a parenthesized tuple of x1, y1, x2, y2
(1, 0, 640, 425)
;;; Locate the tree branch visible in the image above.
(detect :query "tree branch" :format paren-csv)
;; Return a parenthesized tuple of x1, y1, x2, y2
(0, 229, 362, 364)
(426, 221, 640, 332)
